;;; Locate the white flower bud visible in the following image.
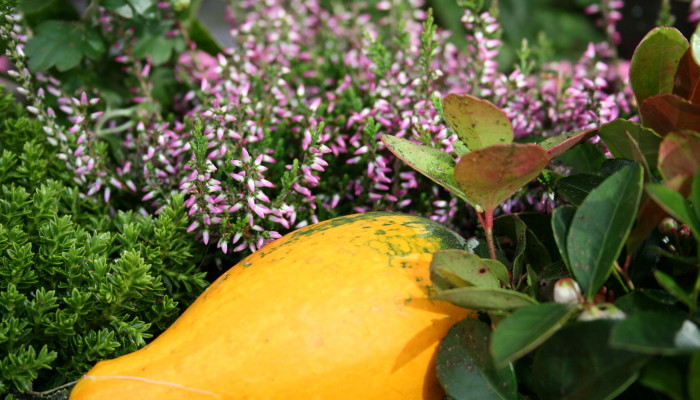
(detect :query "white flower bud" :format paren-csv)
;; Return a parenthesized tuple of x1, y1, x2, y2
(553, 278, 582, 305)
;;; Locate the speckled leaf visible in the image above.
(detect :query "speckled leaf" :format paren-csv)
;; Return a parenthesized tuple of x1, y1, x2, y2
(443, 93, 513, 150)
(674, 48, 700, 104)
(482, 259, 510, 285)
(640, 94, 700, 135)
(630, 27, 688, 106)
(433, 287, 537, 311)
(539, 128, 599, 159)
(381, 134, 475, 207)
(454, 144, 550, 212)
(491, 303, 577, 367)
(436, 319, 517, 400)
(599, 119, 662, 168)
(658, 130, 700, 181)
(567, 164, 644, 299)
(431, 250, 501, 290)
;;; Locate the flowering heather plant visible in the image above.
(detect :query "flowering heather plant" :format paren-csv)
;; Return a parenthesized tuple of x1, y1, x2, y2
(4, 0, 637, 263)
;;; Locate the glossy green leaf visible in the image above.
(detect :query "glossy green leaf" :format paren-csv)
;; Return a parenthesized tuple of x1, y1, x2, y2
(658, 130, 700, 181)
(598, 119, 662, 169)
(689, 350, 700, 400)
(103, 0, 156, 18)
(430, 250, 501, 290)
(627, 174, 693, 253)
(454, 143, 550, 212)
(554, 174, 605, 206)
(654, 270, 696, 311)
(567, 164, 644, 299)
(443, 93, 513, 150)
(433, 287, 537, 311)
(615, 291, 676, 314)
(673, 48, 700, 105)
(540, 128, 599, 159)
(640, 94, 700, 135)
(491, 303, 577, 367)
(187, 18, 224, 55)
(554, 142, 606, 175)
(630, 27, 688, 106)
(436, 319, 517, 400)
(532, 320, 649, 400)
(493, 214, 552, 280)
(610, 312, 700, 355)
(25, 21, 106, 72)
(551, 205, 576, 270)
(133, 33, 179, 65)
(638, 358, 685, 400)
(381, 134, 475, 206)
(19, 0, 58, 13)
(646, 183, 700, 234)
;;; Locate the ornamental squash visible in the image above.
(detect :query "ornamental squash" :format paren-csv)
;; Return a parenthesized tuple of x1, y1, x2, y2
(69, 212, 473, 400)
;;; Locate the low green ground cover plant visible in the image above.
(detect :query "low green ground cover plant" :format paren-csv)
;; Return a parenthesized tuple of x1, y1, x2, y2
(0, 89, 207, 397)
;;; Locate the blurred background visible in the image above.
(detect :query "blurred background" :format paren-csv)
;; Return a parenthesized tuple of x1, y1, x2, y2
(195, 0, 696, 67)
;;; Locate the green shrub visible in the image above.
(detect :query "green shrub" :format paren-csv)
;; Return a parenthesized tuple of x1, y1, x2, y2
(0, 89, 208, 397)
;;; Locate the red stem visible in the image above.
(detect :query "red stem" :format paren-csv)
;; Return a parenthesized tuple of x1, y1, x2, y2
(477, 210, 496, 260)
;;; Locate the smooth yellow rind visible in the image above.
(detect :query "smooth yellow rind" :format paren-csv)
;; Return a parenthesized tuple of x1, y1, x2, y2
(70, 213, 473, 399)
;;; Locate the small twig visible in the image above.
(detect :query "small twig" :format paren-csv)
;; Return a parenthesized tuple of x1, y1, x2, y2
(25, 380, 78, 397)
(612, 261, 634, 293)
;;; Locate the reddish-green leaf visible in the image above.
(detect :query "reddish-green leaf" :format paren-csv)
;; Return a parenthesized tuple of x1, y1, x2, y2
(380, 134, 475, 207)
(630, 27, 688, 106)
(658, 130, 700, 181)
(454, 144, 549, 212)
(673, 49, 700, 104)
(539, 128, 598, 158)
(443, 93, 513, 150)
(640, 94, 700, 135)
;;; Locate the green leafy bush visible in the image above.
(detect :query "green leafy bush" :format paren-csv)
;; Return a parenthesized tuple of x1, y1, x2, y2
(386, 23, 700, 399)
(0, 89, 207, 397)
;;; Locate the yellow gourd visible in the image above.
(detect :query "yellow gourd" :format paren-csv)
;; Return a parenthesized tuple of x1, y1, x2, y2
(69, 212, 473, 399)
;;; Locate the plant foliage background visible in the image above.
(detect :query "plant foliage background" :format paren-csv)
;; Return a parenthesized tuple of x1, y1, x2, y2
(0, 0, 700, 398)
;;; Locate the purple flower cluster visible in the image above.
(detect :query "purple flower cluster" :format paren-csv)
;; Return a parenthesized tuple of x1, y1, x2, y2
(6, 0, 645, 256)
